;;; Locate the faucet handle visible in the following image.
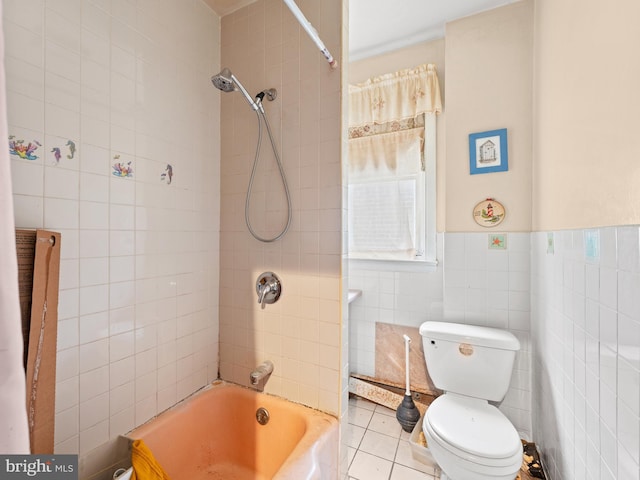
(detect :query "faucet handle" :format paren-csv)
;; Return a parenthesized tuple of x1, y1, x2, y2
(256, 272, 281, 309)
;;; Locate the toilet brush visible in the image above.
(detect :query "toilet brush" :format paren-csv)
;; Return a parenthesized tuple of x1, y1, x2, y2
(396, 334, 421, 432)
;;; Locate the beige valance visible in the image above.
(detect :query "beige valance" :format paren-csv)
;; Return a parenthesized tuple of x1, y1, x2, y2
(348, 63, 442, 127)
(348, 128, 424, 179)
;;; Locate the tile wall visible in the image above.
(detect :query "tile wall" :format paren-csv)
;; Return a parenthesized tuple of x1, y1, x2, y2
(348, 234, 445, 376)
(349, 232, 533, 439)
(217, 0, 344, 427)
(217, 0, 343, 474)
(532, 227, 640, 480)
(4, 0, 221, 477)
(443, 232, 532, 438)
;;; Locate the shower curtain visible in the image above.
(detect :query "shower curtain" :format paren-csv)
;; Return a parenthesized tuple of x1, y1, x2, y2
(0, 2, 31, 453)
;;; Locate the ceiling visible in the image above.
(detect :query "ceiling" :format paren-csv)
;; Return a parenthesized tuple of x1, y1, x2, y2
(203, 0, 254, 17)
(204, 0, 518, 61)
(349, 0, 518, 60)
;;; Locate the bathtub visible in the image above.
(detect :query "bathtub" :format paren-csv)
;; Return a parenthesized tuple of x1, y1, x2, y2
(127, 381, 339, 480)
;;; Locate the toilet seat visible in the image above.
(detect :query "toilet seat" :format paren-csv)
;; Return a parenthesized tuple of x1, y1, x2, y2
(424, 394, 521, 467)
(424, 418, 522, 472)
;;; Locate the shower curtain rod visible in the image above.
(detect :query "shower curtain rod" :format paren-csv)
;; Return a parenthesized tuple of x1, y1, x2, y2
(283, 0, 338, 69)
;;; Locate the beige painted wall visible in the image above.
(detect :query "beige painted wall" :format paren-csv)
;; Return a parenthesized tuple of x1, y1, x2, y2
(349, 39, 445, 85)
(533, 0, 640, 230)
(350, 2, 534, 234)
(445, 1, 533, 232)
(349, 0, 640, 234)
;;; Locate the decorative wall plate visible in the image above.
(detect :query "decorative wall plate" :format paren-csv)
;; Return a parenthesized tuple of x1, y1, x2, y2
(473, 198, 505, 227)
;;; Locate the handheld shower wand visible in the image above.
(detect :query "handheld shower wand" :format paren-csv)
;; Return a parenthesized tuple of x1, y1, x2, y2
(211, 67, 259, 111)
(211, 68, 292, 243)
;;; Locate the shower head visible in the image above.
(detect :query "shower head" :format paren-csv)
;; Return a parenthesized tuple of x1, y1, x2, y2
(211, 67, 235, 92)
(211, 67, 259, 111)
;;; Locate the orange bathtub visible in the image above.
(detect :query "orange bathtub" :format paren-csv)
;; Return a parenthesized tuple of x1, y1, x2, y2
(128, 381, 339, 480)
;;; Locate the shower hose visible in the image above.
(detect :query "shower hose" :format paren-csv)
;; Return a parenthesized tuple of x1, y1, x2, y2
(245, 108, 292, 243)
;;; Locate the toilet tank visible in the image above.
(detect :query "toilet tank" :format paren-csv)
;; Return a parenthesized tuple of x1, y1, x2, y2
(419, 321, 520, 402)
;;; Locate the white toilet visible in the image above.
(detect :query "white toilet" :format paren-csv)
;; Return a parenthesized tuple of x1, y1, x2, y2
(419, 321, 522, 480)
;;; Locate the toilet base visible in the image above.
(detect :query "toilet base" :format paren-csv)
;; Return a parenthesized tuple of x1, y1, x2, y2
(439, 471, 518, 480)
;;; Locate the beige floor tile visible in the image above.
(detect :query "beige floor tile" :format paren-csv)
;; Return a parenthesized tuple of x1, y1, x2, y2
(368, 411, 403, 438)
(395, 440, 439, 475)
(390, 463, 437, 480)
(347, 446, 357, 467)
(349, 404, 374, 428)
(359, 429, 400, 461)
(348, 450, 393, 480)
(375, 404, 397, 417)
(346, 423, 366, 449)
(348, 395, 440, 480)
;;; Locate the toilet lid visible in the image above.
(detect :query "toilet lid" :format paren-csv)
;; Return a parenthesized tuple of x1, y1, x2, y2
(425, 395, 521, 460)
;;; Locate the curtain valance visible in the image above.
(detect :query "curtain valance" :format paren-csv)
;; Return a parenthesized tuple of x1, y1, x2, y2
(348, 63, 442, 128)
(348, 128, 424, 180)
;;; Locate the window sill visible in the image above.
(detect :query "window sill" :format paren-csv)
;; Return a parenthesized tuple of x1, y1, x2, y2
(347, 257, 439, 272)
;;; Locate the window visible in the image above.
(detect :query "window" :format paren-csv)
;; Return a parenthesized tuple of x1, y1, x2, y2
(347, 64, 441, 265)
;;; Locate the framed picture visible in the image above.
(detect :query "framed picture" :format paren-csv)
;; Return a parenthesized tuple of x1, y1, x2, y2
(469, 128, 508, 175)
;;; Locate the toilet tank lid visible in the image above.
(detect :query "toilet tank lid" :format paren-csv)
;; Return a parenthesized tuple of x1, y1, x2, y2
(419, 321, 520, 351)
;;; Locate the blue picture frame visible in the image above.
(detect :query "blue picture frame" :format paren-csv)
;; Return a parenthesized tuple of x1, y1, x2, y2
(469, 128, 508, 175)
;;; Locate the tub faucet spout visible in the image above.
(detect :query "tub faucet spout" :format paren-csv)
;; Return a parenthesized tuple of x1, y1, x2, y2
(250, 360, 274, 391)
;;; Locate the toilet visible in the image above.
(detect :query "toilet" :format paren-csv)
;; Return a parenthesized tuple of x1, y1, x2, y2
(419, 321, 522, 480)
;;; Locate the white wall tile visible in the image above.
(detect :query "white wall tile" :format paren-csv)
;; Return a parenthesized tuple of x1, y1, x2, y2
(600, 267, 618, 310)
(109, 408, 134, 440)
(8, 92, 45, 132)
(5, 21, 44, 68)
(600, 227, 618, 268)
(79, 173, 108, 203)
(78, 420, 109, 455)
(79, 257, 108, 286)
(79, 339, 109, 373)
(110, 230, 135, 256)
(59, 258, 79, 290)
(57, 317, 79, 350)
(109, 356, 135, 389)
(45, 197, 79, 229)
(79, 365, 109, 402)
(54, 406, 79, 446)
(79, 392, 109, 431)
(55, 376, 79, 414)
(13, 194, 44, 228)
(79, 284, 108, 315)
(79, 201, 108, 229)
(79, 311, 109, 344)
(110, 331, 134, 363)
(109, 381, 134, 417)
(79, 229, 108, 257)
(110, 280, 135, 309)
(81, 1, 110, 39)
(533, 227, 640, 479)
(11, 160, 44, 196)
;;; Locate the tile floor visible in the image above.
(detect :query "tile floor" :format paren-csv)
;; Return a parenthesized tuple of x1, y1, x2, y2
(347, 396, 440, 480)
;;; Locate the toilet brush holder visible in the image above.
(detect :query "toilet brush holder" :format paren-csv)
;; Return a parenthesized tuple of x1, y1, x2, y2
(396, 334, 421, 432)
